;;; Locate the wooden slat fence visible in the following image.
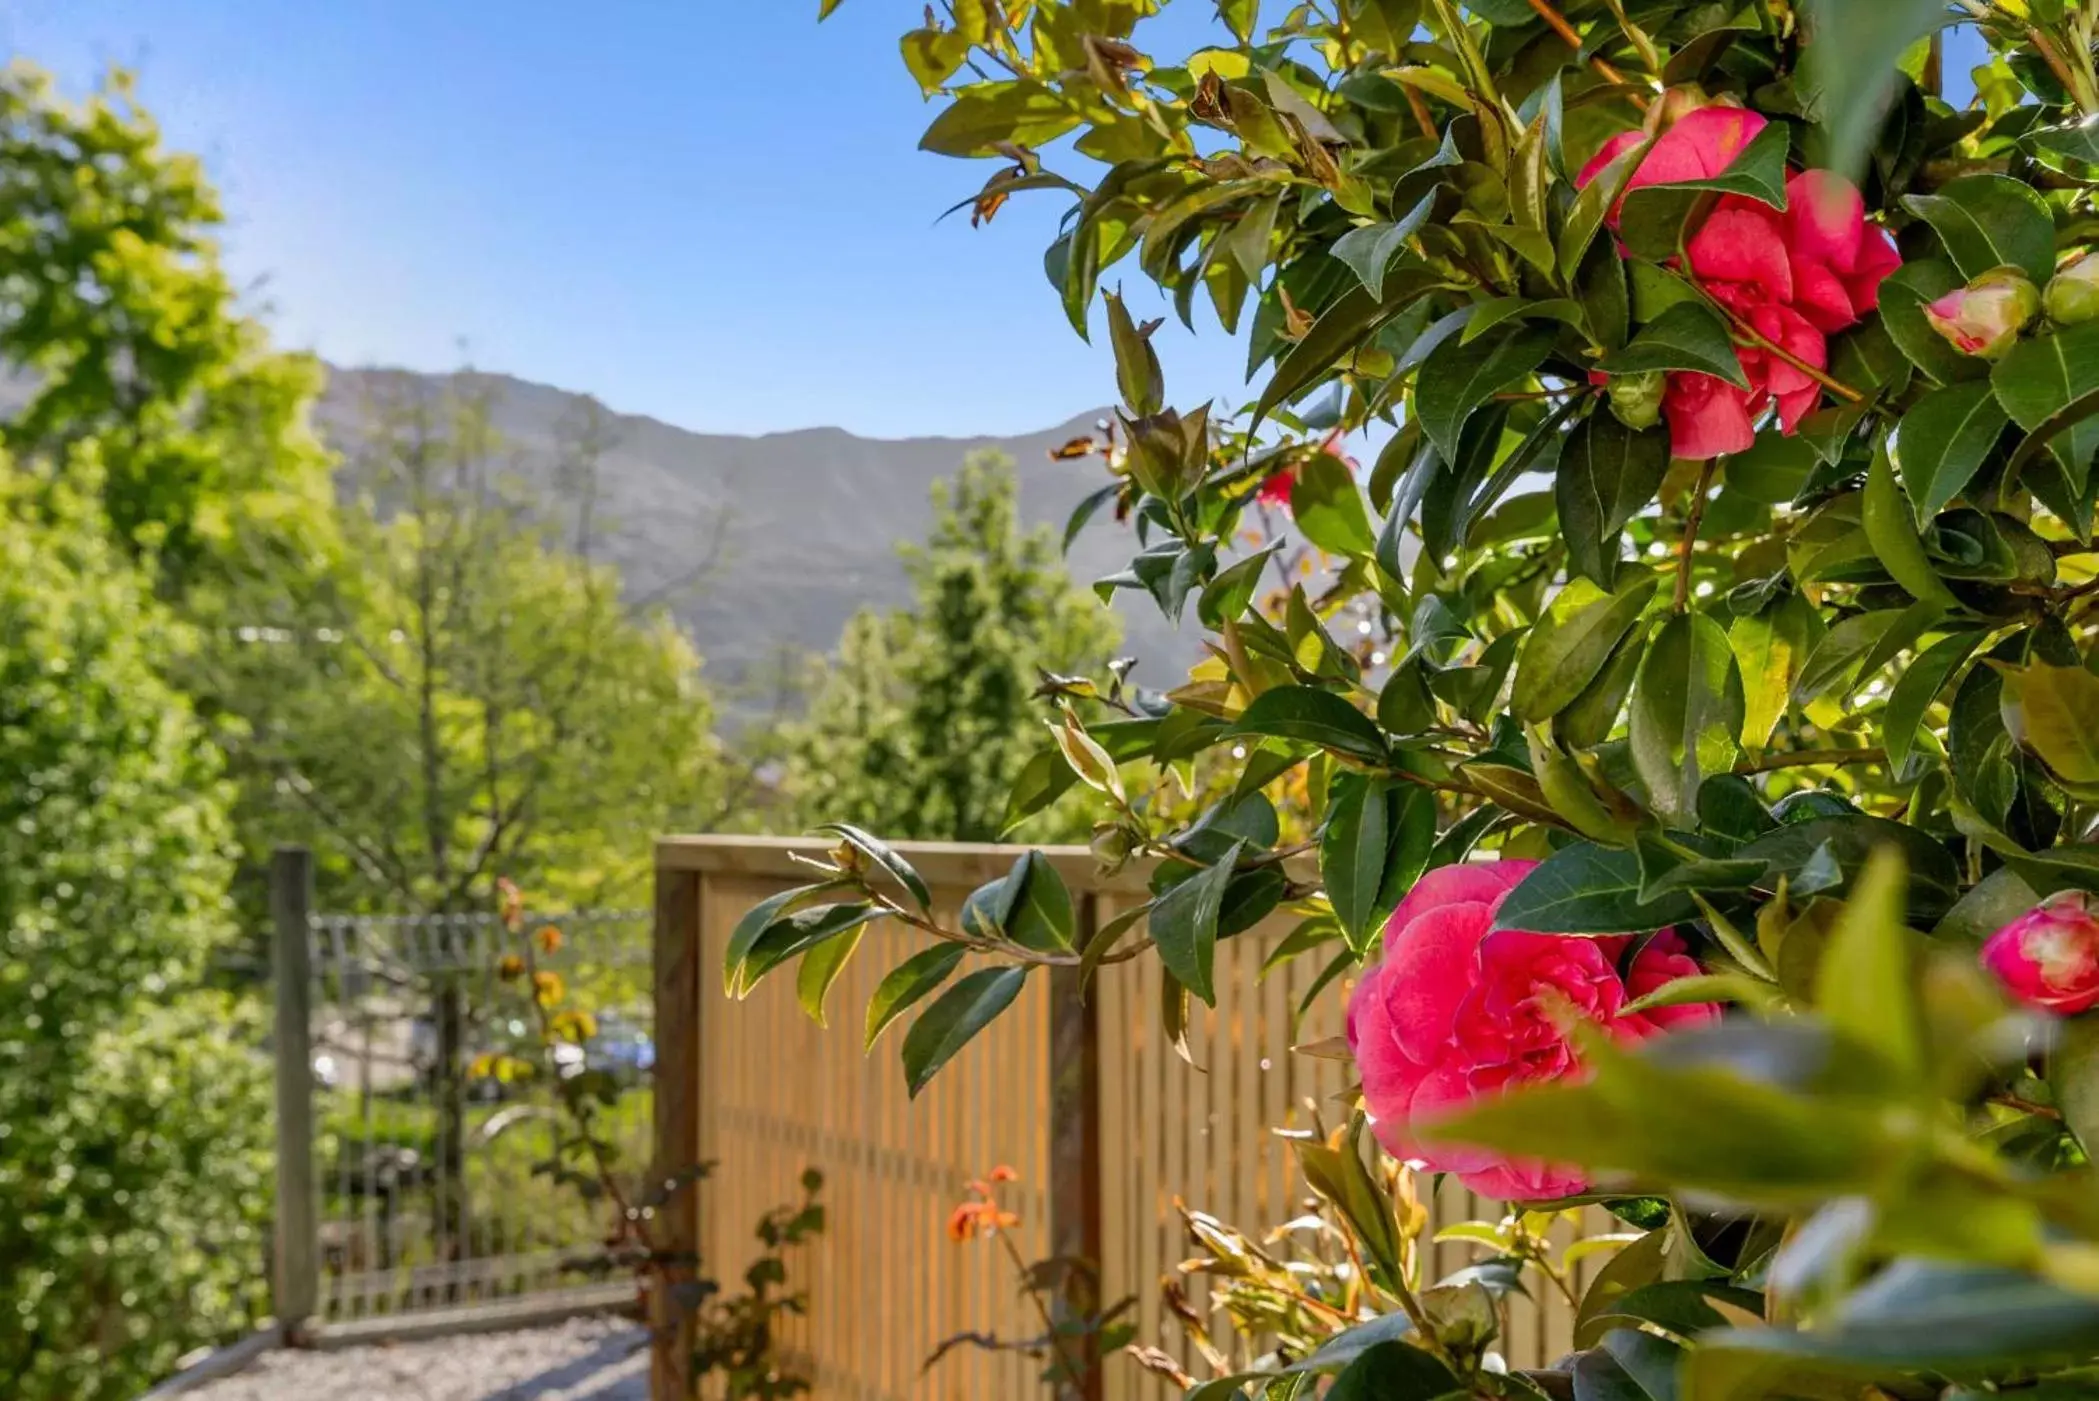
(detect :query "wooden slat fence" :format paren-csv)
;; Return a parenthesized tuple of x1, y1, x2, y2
(652, 837, 1594, 1401)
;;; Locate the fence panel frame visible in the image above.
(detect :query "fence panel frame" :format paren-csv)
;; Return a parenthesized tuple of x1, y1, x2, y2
(652, 835, 1596, 1401)
(274, 873, 656, 1335)
(272, 847, 320, 1336)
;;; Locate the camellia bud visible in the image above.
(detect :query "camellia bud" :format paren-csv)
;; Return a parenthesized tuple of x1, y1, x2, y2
(1980, 890, 2099, 1015)
(1089, 822, 1135, 876)
(1604, 370, 1667, 431)
(1924, 265, 2040, 359)
(2045, 250, 2099, 326)
(1648, 83, 1711, 136)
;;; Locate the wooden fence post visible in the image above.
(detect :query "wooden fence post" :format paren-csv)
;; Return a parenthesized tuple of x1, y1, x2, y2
(651, 861, 703, 1401)
(1048, 893, 1105, 1401)
(270, 847, 318, 1339)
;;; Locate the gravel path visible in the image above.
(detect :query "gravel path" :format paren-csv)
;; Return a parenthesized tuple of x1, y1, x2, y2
(186, 1316, 647, 1401)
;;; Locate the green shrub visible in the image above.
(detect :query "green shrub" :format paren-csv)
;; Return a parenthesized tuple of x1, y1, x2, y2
(0, 472, 267, 1399)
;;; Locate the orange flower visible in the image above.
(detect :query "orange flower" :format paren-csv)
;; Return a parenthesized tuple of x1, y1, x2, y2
(987, 1164, 1018, 1184)
(946, 1198, 1017, 1241)
(497, 954, 524, 981)
(536, 924, 563, 955)
(531, 970, 565, 1008)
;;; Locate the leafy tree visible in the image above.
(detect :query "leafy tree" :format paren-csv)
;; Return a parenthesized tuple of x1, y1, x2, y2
(744, 3, 2099, 1396)
(202, 372, 731, 915)
(0, 63, 331, 579)
(783, 451, 1121, 842)
(0, 466, 266, 1400)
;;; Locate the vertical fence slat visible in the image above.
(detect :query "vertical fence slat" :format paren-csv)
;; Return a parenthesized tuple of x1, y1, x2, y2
(271, 847, 319, 1337)
(1048, 899, 1103, 1401)
(651, 863, 703, 1400)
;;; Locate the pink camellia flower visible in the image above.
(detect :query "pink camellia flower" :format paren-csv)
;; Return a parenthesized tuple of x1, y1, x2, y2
(1784, 170, 1904, 331)
(1256, 428, 1356, 510)
(1345, 861, 1722, 1201)
(1981, 891, 2099, 1015)
(1924, 267, 2041, 359)
(1660, 371, 1756, 460)
(1574, 104, 1901, 459)
(1577, 106, 1769, 210)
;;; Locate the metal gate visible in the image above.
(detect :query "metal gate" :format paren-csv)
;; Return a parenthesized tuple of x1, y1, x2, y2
(271, 849, 654, 1330)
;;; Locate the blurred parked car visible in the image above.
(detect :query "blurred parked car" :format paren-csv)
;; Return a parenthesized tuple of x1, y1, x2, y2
(551, 1011, 655, 1088)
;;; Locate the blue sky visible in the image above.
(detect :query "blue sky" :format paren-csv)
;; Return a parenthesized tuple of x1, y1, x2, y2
(4, 4, 1989, 440)
(3, 1, 1252, 439)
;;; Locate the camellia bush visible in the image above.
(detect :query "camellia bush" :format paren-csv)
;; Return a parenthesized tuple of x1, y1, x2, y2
(733, 0, 2099, 1395)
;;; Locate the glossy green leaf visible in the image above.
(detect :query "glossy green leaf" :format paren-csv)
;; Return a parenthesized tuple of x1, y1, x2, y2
(1557, 622, 1648, 749)
(724, 882, 835, 996)
(814, 822, 932, 911)
(901, 966, 1028, 1096)
(1331, 192, 1436, 301)
(1421, 1023, 1899, 1206)
(1689, 1262, 2099, 1374)
(796, 924, 865, 1027)
(1738, 816, 1961, 924)
(1883, 630, 1986, 770)
(900, 27, 970, 92)
(1414, 321, 1556, 463)
(1292, 447, 1378, 557)
(1904, 173, 2058, 284)
(1598, 300, 1749, 389)
(1150, 839, 1244, 1006)
(1105, 290, 1163, 416)
(2054, 1015, 2099, 1162)
(1004, 850, 1074, 952)
(1199, 541, 1282, 627)
(1556, 413, 1671, 587)
(920, 81, 1084, 158)
(1864, 442, 1959, 607)
(1795, 609, 1903, 707)
(1530, 728, 1638, 845)
(2030, 117, 2099, 164)
(1892, 380, 2010, 524)
(1280, 1311, 1416, 1375)
(1493, 841, 1698, 935)
(1321, 774, 1388, 954)
(1731, 593, 1815, 752)
(1816, 848, 1922, 1081)
(1994, 323, 2099, 499)
(1559, 137, 1646, 279)
(1325, 1341, 1460, 1401)
(1512, 573, 1660, 722)
(1629, 612, 1744, 826)
(740, 900, 878, 987)
(864, 943, 969, 1050)
(2002, 661, 2099, 788)
(1255, 271, 1437, 427)
(1224, 686, 1389, 764)
(1321, 775, 1430, 955)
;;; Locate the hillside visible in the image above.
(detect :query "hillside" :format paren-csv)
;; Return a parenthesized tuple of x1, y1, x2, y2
(313, 368, 1196, 719)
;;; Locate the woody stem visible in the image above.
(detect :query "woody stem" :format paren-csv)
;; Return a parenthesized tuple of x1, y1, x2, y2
(1674, 458, 1715, 613)
(996, 1219, 1089, 1388)
(1727, 313, 1867, 406)
(1523, 0, 1643, 98)
(1735, 747, 1887, 774)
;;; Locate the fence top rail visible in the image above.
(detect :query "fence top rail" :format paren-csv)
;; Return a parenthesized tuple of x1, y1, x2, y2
(655, 833, 1160, 895)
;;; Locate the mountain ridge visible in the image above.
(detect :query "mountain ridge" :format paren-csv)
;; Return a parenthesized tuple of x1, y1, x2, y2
(311, 365, 1194, 719)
